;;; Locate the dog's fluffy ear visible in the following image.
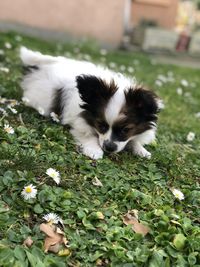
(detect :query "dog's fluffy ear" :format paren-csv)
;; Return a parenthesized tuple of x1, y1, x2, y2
(125, 87, 160, 122)
(76, 75, 117, 113)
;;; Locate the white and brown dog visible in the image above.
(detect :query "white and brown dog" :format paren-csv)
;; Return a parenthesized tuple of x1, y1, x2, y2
(20, 47, 162, 160)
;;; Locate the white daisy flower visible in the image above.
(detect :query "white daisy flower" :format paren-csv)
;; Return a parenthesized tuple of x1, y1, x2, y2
(171, 188, 184, 200)
(155, 80, 163, 87)
(181, 79, 189, 87)
(7, 105, 17, 114)
(119, 65, 126, 72)
(46, 168, 60, 184)
(157, 74, 167, 83)
(21, 184, 37, 200)
(0, 108, 8, 116)
(195, 112, 200, 118)
(43, 213, 62, 224)
(109, 62, 116, 69)
(187, 132, 195, 142)
(38, 107, 45, 115)
(100, 49, 107, 56)
(15, 35, 22, 42)
(0, 97, 7, 104)
(50, 112, 60, 123)
(176, 88, 183, 95)
(4, 124, 14, 134)
(127, 66, 134, 73)
(4, 42, 12, 49)
(0, 67, 9, 73)
(0, 49, 4, 55)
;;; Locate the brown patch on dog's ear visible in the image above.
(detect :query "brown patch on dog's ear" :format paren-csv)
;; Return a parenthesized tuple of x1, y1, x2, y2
(76, 75, 118, 114)
(124, 86, 159, 123)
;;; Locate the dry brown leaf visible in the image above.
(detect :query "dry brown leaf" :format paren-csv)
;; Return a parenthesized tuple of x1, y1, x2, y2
(40, 223, 58, 238)
(44, 236, 62, 253)
(131, 209, 139, 220)
(23, 236, 33, 247)
(123, 211, 150, 236)
(40, 223, 67, 253)
(62, 237, 69, 246)
(56, 227, 64, 235)
(47, 242, 61, 253)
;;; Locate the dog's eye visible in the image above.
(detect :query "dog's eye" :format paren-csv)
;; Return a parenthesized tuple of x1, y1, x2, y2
(97, 121, 109, 133)
(121, 127, 129, 134)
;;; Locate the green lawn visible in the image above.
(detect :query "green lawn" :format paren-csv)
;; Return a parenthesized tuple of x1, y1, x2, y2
(0, 32, 200, 267)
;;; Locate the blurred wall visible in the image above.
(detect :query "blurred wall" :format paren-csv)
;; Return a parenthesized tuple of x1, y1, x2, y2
(131, 0, 179, 29)
(0, 0, 126, 45)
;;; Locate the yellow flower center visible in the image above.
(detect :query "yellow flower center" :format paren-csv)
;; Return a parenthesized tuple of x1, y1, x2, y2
(25, 187, 32, 193)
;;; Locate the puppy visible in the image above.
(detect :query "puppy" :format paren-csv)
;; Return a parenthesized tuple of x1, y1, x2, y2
(20, 47, 162, 160)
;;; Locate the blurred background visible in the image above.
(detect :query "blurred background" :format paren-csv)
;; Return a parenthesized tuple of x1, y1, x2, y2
(0, 0, 200, 54)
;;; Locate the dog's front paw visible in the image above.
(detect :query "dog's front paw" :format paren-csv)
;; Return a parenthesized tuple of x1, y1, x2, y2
(133, 144, 151, 159)
(82, 146, 103, 160)
(139, 149, 151, 159)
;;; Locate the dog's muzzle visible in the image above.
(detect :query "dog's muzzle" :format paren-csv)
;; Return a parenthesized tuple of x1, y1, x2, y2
(103, 140, 117, 153)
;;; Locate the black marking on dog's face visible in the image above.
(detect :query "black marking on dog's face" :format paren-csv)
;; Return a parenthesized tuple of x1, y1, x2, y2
(110, 87, 160, 141)
(77, 75, 118, 114)
(22, 65, 39, 75)
(76, 75, 118, 131)
(112, 121, 132, 142)
(51, 88, 65, 117)
(125, 86, 159, 123)
(95, 120, 109, 134)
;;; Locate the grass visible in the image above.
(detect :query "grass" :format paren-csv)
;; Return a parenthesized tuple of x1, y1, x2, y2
(0, 32, 200, 267)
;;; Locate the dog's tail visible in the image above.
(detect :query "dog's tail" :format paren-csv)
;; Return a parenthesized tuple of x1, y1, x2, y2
(20, 47, 57, 66)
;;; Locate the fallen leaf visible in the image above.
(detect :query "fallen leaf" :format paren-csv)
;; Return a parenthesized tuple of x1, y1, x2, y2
(39, 223, 68, 253)
(123, 211, 150, 236)
(131, 209, 139, 220)
(92, 177, 103, 187)
(58, 248, 71, 256)
(40, 223, 58, 238)
(56, 227, 64, 235)
(89, 211, 105, 220)
(23, 236, 33, 247)
(62, 237, 68, 246)
(47, 242, 60, 253)
(170, 220, 182, 226)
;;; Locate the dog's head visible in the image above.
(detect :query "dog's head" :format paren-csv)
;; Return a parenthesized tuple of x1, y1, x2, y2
(77, 75, 161, 153)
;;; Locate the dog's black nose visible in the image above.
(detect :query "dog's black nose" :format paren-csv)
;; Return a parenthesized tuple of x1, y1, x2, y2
(103, 140, 117, 153)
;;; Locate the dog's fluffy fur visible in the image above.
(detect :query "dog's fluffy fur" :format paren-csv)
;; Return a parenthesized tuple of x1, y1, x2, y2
(20, 47, 162, 159)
